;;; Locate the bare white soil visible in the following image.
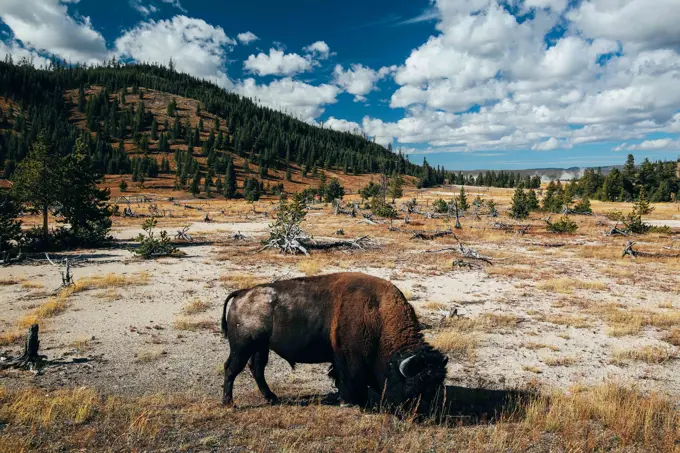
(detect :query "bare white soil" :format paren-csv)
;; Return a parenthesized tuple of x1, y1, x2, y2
(1, 221, 680, 405)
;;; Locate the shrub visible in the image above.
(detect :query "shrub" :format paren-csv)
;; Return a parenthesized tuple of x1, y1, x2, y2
(323, 178, 345, 202)
(546, 216, 578, 234)
(134, 218, 182, 259)
(572, 198, 592, 214)
(433, 198, 448, 213)
(371, 198, 397, 218)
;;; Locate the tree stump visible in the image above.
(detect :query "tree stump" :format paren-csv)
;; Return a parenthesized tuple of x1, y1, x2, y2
(1, 324, 46, 371)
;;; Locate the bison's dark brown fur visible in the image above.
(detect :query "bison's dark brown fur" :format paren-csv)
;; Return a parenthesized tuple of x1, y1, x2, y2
(221, 272, 447, 411)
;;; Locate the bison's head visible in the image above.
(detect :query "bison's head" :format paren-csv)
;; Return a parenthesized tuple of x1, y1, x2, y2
(383, 345, 448, 414)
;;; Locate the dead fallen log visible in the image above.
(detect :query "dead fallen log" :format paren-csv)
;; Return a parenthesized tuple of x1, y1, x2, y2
(411, 228, 454, 241)
(421, 236, 494, 265)
(622, 241, 680, 259)
(302, 236, 379, 251)
(605, 223, 629, 236)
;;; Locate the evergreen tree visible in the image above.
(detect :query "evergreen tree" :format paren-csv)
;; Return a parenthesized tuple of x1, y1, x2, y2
(0, 189, 22, 252)
(526, 189, 540, 211)
(167, 99, 177, 116)
(223, 158, 237, 199)
(190, 172, 201, 197)
(387, 172, 404, 202)
(56, 136, 112, 245)
(243, 177, 261, 202)
(10, 132, 62, 245)
(510, 188, 530, 219)
(150, 118, 158, 141)
(457, 186, 469, 211)
(323, 178, 345, 202)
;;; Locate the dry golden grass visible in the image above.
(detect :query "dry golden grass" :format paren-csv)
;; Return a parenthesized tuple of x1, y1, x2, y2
(537, 278, 607, 294)
(72, 272, 150, 293)
(522, 342, 560, 352)
(421, 301, 447, 311)
(2, 382, 676, 452)
(19, 281, 43, 289)
(0, 277, 20, 286)
(183, 299, 211, 315)
(486, 265, 533, 279)
(0, 330, 25, 346)
(658, 301, 675, 309)
(662, 329, 680, 347)
(612, 346, 677, 365)
(172, 318, 216, 332)
(136, 349, 166, 363)
(541, 356, 577, 367)
(297, 257, 323, 276)
(429, 330, 477, 360)
(607, 324, 643, 337)
(70, 337, 92, 354)
(482, 313, 520, 328)
(523, 365, 542, 374)
(219, 273, 267, 290)
(94, 288, 122, 302)
(544, 314, 592, 328)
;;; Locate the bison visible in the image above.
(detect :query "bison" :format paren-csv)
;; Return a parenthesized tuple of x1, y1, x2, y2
(220, 272, 447, 411)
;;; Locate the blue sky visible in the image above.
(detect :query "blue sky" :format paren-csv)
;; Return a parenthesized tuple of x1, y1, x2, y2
(1, 0, 680, 170)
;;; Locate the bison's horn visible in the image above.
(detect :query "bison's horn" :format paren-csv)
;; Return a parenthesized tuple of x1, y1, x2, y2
(399, 354, 417, 378)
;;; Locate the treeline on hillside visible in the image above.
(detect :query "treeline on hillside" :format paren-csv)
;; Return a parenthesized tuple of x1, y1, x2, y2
(417, 158, 541, 189)
(0, 58, 418, 187)
(575, 155, 679, 202)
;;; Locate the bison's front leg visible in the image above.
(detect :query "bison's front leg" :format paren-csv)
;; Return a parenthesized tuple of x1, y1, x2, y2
(222, 350, 250, 406)
(332, 358, 368, 407)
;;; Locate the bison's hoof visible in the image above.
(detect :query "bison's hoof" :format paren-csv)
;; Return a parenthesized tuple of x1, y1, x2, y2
(266, 395, 279, 405)
(222, 398, 234, 408)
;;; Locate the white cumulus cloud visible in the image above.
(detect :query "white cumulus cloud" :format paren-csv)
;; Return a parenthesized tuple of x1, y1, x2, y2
(303, 41, 330, 60)
(323, 117, 362, 134)
(333, 64, 394, 102)
(244, 48, 313, 77)
(237, 31, 259, 45)
(234, 78, 340, 124)
(0, 0, 108, 64)
(115, 15, 235, 88)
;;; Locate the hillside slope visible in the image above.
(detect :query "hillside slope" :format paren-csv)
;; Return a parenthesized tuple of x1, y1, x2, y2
(0, 61, 422, 196)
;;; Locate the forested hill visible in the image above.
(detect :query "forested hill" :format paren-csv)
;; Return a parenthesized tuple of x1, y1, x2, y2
(0, 59, 421, 188)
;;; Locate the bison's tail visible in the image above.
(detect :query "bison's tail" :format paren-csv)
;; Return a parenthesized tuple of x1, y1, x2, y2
(221, 290, 242, 338)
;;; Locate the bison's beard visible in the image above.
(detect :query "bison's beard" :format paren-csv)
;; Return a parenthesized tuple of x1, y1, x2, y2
(382, 345, 448, 414)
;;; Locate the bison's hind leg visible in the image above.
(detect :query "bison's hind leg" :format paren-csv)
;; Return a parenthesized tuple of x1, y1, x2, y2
(222, 348, 251, 407)
(249, 348, 278, 404)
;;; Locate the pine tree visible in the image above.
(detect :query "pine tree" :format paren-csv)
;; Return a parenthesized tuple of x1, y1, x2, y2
(510, 188, 530, 219)
(457, 186, 469, 211)
(151, 118, 158, 141)
(387, 172, 404, 202)
(323, 178, 345, 202)
(10, 131, 62, 245)
(0, 189, 22, 252)
(223, 159, 237, 199)
(526, 189, 540, 211)
(167, 99, 177, 116)
(56, 136, 112, 245)
(190, 172, 201, 197)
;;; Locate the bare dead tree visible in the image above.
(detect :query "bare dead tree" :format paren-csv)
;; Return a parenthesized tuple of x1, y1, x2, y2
(45, 253, 73, 287)
(175, 226, 193, 242)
